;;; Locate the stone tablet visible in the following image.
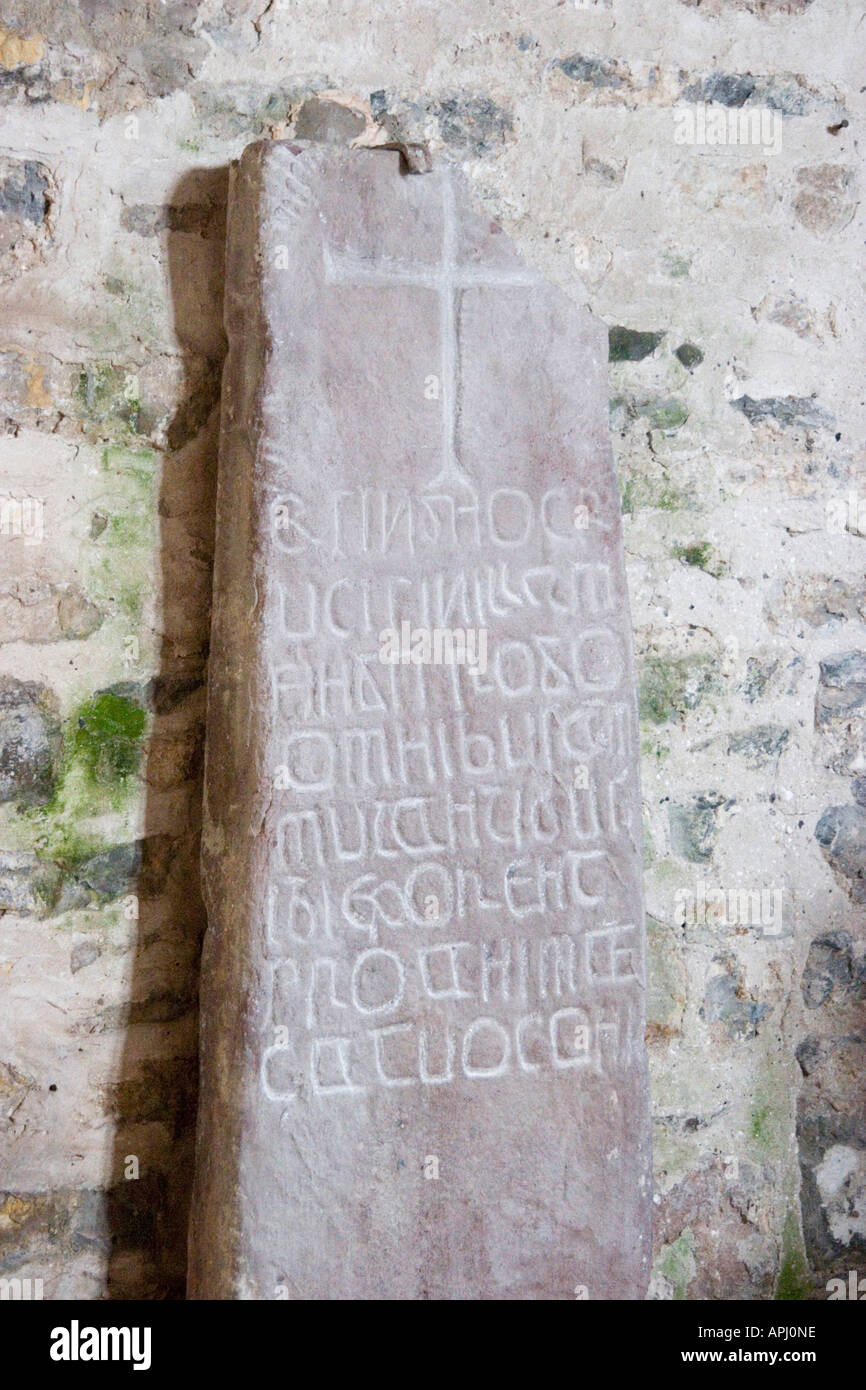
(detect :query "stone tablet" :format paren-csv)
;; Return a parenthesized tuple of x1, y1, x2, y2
(188, 142, 651, 1300)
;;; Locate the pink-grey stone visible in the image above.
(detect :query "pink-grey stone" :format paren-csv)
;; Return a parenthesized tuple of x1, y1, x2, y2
(188, 142, 651, 1300)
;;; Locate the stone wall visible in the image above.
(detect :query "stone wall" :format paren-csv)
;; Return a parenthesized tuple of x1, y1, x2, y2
(0, 0, 862, 1299)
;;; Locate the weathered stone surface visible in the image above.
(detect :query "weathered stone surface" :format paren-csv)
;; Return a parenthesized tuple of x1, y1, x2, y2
(187, 142, 650, 1300)
(0, 677, 61, 807)
(814, 804, 866, 904)
(0, 155, 52, 277)
(0, 849, 60, 914)
(0, 0, 858, 1310)
(796, 1035, 866, 1275)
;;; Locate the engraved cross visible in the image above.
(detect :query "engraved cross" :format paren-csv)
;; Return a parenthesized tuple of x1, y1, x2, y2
(323, 172, 540, 490)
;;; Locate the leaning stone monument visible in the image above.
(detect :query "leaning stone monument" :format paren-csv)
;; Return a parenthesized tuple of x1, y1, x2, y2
(187, 141, 651, 1300)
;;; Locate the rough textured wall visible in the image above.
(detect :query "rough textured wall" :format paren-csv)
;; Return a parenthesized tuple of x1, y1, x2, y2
(0, 0, 862, 1300)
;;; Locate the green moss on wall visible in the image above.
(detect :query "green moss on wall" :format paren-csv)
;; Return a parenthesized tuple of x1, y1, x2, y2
(71, 691, 147, 786)
(658, 1231, 696, 1300)
(75, 363, 141, 433)
(776, 1213, 810, 1300)
(638, 655, 716, 726)
(621, 474, 692, 515)
(84, 446, 157, 625)
(672, 541, 711, 568)
(19, 686, 149, 866)
(749, 1102, 772, 1147)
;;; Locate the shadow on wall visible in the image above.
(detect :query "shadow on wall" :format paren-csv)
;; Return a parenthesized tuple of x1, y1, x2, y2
(105, 166, 229, 1299)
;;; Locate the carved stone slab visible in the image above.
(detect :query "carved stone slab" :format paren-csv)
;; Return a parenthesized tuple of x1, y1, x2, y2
(188, 142, 652, 1300)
